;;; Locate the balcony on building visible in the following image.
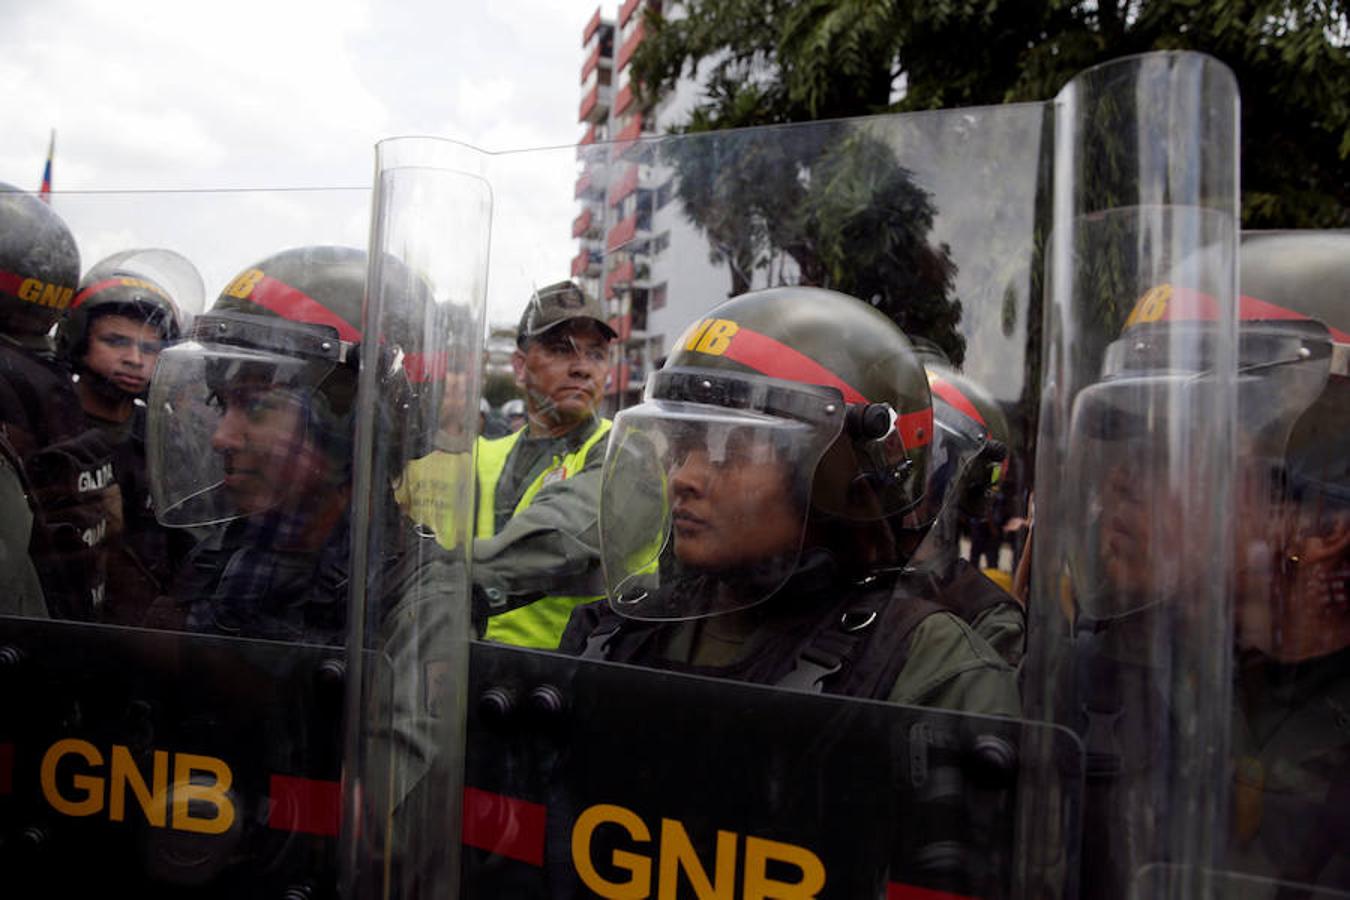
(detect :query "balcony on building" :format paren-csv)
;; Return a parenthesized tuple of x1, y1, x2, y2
(582, 7, 602, 46)
(574, 166, 607, 200)
(571, 247, 602, 279)
(607, 162, 639, 208)
(572, 208, 595, 239)
(605, 210, 652, 253)
(614, 81, 636, 117)
(611, 114, 645, 160)
(603, 257, 636, 300)
(617, 19, 645, 71)
(579, 82, 613, 124)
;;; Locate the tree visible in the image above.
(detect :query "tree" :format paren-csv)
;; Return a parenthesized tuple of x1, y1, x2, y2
(633, 0, 1347, 465)
(633, 0, 1348, 229)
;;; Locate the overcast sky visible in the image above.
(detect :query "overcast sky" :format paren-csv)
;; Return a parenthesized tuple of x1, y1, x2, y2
(0, 0, 614, 322)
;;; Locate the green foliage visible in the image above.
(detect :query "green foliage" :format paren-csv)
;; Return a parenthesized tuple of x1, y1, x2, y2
(635, 0, 1349, 228)
(658, 122, 967, 362)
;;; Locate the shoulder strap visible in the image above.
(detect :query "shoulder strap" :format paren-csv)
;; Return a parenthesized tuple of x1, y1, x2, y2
(776, 579, 944, 694)
(940, 558, 1019, 622)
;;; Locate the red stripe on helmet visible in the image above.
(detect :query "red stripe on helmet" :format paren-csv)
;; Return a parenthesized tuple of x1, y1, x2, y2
(0, 271, 23, 298)
(1240, 294, 1350, 343)
(1133, 285, 1350, 343)
(462, 786, 547, 866)
(72, 276, 170, 308)
(267, 774, 341, 836)
(898, 406, 934, 448)
(928, 374, 986, 429)
(721, 325, 869, 404)
(247, 274, 363, 343)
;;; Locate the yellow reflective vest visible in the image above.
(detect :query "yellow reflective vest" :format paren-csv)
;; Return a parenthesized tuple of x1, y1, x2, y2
(474, 420, 612, 648)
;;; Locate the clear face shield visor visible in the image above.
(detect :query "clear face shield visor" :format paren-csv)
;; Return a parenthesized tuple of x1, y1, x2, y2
(147, 313, 349, 528)
(1068, 319, 1336, 625)
(599, 369, 847, 621)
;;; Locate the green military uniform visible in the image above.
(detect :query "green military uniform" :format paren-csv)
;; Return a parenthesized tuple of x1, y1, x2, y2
(473, 415, 612, 648)
(1229, 648, 1350, 890)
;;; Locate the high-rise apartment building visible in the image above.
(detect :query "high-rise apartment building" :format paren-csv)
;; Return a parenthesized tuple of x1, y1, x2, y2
(573, 2, 747, 412)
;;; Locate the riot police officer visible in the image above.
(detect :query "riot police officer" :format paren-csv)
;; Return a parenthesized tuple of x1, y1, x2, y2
(920, 362, 1026, 666)
(561, 287, 1017, 714)
(145, 245, 446, 644)
(58, 250, 197, 625)
(0, 183, 116, 620)
(1224, 231, 1350, 891)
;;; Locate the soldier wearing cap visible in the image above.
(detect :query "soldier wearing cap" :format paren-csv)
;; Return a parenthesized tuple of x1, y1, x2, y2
(472, 280, 617, 648)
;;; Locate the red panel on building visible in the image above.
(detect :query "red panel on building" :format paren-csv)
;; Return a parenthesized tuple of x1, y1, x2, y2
(614, 82, 634, 116)
(603, 258, 636, 299)
(612, 114, 644, 160)
(579, 84, 598, 123)
(572, 208, 594, 238)
(617, 20, 645, 71)
(608, 163, 639, 207)
(582, 7, 602, 46)
(573, 171, 592, 199)
(580, 123, 597, 146)
(571, 248, 594, 278)
(606, 214, 637, 252)
(581, 44, 601, 83)
(619, 0, 641, 27)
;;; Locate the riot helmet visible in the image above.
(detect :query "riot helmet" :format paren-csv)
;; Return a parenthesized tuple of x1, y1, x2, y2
(1067, 236, 1343, 625)
(1232, 231, 1350, 661)
(148, 245, 432, 528)
(501, 397, 526, 430)
(924, 364, 1011, 522)
(0, 183, 80, 336)
(58, 250, 199, 399)
(599, 286, 934, 620)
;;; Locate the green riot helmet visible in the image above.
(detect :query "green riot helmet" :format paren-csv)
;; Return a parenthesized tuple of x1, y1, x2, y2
(599, 286, 934, 621)
(0, 183, 80, 336)
(148, 245, 436, 527)
(1233, 232, 1350, 661)
(924, 363, 1011, 520)
(57, 250, 198, 397)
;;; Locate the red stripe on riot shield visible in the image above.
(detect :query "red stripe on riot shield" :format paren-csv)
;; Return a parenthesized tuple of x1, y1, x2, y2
(887, 883, 977, 900)
(0, 742, 12, 794)
(267, 775, 341, 836)
(462, 786, 547, 866)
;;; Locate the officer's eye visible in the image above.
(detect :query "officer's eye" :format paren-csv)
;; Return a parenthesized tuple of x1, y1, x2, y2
(99, 334, 134, 349)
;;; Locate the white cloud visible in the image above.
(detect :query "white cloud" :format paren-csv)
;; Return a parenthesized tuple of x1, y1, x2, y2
(0, 0, 606, 326)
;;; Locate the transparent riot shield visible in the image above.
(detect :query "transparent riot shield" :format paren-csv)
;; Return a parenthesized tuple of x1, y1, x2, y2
(1218, 231, 1350, 894)
(0, 185, 374, 897)
(465, 644, 1082, 900)
(419, 53, 1094, 900)
(1023, 52, 1240, 900)
(340, 139, 490, 900)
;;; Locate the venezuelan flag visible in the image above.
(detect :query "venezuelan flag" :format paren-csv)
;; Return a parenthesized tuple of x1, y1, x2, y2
(39, 130, 54, 203)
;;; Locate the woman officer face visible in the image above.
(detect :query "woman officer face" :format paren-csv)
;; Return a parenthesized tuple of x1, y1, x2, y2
(666, 425, 805, 573)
